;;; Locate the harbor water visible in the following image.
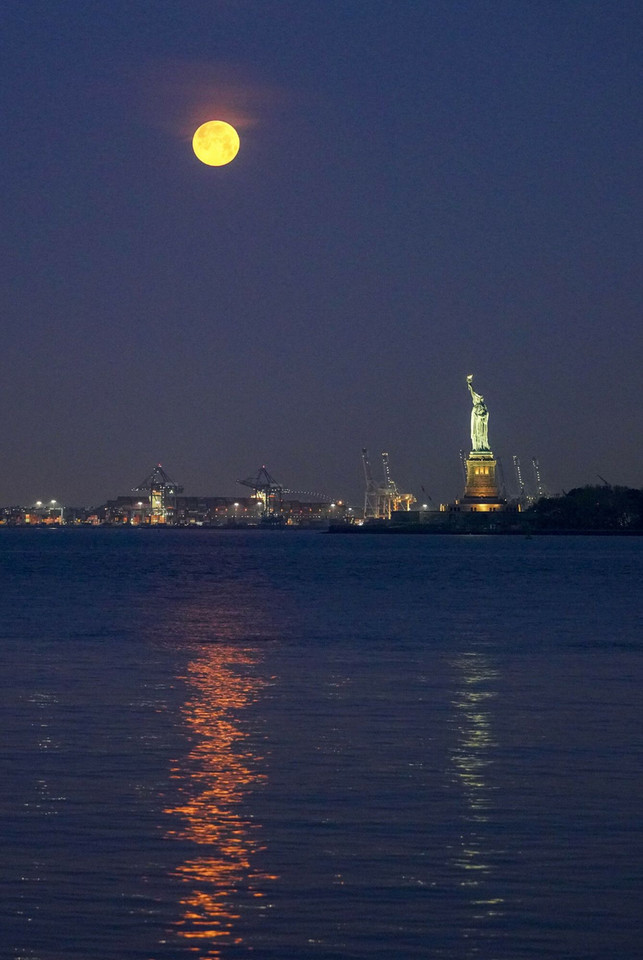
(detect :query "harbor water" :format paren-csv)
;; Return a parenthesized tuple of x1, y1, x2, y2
(1, 528, 642, 959)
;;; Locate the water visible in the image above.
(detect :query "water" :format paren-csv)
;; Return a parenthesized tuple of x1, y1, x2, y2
(1, 528, 642, 959)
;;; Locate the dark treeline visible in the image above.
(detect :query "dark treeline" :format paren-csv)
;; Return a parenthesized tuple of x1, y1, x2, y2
(527, 485, 643, 531)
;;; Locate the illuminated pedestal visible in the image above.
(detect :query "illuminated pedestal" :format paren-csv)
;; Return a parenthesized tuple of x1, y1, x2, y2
(448, 452, 508, 514)
(464, 453, 499, 501)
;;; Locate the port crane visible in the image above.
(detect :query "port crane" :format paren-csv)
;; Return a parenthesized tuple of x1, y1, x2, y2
(382, 452, 416, 513)
(459, 449, 468, 483)
(361, 448, 415, 520)
(361, 448, 381, 519)
(238, 465, 283, 519)
(512, 455, 525, 500)
(531, 457, 547, 500)
(239, 466, 344, 523)
(133, 463, 183, 522)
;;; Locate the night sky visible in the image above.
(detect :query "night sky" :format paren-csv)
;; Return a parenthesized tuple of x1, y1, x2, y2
(2, 1, 641, 508)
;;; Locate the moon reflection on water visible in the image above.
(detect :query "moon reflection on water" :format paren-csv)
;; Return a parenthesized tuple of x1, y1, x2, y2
(163, 642, 276, 958)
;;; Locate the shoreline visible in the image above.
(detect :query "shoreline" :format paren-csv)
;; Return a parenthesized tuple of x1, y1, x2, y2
(1, 523, 642, 536)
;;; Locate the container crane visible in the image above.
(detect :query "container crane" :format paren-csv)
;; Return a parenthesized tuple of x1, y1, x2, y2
(361, 448, 381, 520)
(531, 457, 547, 500)
(361, 448, 415, 520)
(238, 465, 283, 519)
(459, 449, 468, 483)
(512, 455, 525, 500)
(382, 452, 416, 513)
(133, 463, 183, 523)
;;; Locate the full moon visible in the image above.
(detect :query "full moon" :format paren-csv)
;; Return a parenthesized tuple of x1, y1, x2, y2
(192, 120, 240, 166)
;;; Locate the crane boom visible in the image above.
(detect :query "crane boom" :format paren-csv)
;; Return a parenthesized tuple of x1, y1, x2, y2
(361, 448, 380, 519)
(531, 457, 547, 500)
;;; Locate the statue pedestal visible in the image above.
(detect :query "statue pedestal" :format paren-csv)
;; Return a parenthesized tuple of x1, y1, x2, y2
(463, 452, 500, 501)
(441, 450, 515, 516)
(440, 450, 522, 519)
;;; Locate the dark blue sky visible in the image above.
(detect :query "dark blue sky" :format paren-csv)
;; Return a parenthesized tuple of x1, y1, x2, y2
(1, 1, 641, 506)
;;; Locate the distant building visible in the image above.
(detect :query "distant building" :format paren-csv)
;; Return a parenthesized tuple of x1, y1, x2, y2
(93, 494, 350, 527)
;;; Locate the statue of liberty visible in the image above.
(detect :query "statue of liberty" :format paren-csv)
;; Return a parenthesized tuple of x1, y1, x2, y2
(466, 375, 490, 452)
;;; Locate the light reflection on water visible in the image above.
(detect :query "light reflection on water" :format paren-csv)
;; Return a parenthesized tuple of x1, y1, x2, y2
(3, 532, 643, 960)
(448, 651, 506, 928)
(164, 642, 276, 958)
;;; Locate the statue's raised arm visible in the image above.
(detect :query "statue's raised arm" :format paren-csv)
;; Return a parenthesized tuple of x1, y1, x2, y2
(466, 374, 483, 405)
(466, 374, 490, 452)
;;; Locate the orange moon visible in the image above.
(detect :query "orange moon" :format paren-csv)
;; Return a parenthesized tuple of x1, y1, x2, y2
(192, 120, 240, 166)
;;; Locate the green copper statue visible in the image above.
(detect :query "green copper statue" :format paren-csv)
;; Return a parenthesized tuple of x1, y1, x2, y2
(467, 375, 490, 452)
